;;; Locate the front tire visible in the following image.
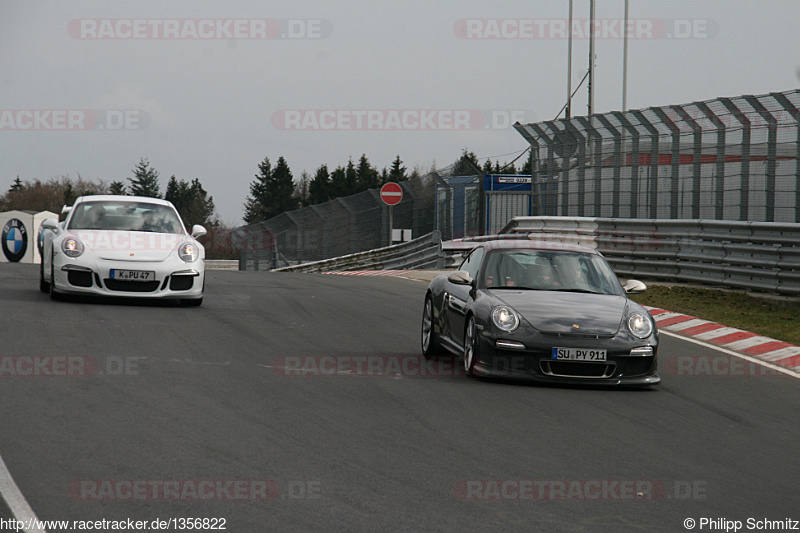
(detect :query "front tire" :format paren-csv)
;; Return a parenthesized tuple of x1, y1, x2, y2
(181, 298, 203, 307)
(49, 252, 63, 301)
(464, 315, 479, 377)
(39, 258, 50, 293)
(421, 295, 442, 358)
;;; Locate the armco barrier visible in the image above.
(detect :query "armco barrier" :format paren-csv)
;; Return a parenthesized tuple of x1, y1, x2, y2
(274, 231, 443, 273)
(497, 217, 800, 296)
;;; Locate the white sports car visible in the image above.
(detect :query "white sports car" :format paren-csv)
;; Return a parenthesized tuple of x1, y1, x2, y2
(40, 195, 206, 306)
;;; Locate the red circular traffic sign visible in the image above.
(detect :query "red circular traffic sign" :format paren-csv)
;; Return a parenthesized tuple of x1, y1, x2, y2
(380, 182, 403, 206)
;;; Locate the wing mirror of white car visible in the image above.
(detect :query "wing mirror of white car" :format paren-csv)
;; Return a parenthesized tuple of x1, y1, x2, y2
(191, 225, 207, 239)
(623, 279, 647, 294)
(61, 204, 72, 216)
(448, 270, 474, 286)
(41, 218, 59, 232)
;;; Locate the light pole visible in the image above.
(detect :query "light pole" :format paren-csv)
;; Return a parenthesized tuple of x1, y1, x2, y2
(566, 0, 573, 118)
(622, 0, 629, 111)
(587, 0, 595, 118)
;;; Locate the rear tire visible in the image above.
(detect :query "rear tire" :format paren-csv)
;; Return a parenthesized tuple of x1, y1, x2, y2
(421, 295, 442, 358)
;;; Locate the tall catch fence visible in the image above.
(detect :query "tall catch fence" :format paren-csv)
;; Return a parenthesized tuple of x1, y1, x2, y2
(514, 89, 800, 223)
(237, 179, 437, 270)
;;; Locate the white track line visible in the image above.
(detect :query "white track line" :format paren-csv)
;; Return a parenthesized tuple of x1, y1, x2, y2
(660, 330, 800, 379)
(0, 453, 46, 533)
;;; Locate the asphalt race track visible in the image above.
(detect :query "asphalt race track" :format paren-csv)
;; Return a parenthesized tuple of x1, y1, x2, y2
(1, 263, 798, 532)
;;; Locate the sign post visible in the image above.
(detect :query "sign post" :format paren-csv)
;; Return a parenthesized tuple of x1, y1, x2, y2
(380, 182, 403, 245)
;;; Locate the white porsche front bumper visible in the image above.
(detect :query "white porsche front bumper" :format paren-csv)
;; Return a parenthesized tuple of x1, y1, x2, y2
(52, 253, 205, 300)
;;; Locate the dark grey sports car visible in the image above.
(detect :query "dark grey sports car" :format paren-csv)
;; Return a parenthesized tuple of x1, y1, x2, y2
(421, 239, 660, 386)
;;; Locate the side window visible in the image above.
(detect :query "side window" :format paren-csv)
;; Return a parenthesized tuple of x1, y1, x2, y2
(459, 248, 484, 279)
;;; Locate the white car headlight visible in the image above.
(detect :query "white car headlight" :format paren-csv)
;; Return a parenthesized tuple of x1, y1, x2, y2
(492, 306, 520, 333)
(179, 242, 198, 262)
(61, 236, 84, 258)
(627, 313, 653, 339)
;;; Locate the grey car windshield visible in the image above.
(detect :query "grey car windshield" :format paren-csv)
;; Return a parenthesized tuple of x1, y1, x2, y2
(480, 249, 624, 296)
(67, 201, 184, 234)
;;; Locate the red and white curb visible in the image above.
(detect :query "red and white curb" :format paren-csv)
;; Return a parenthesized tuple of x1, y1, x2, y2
(323, 270, 412, 277)
(646, 306, 800, 374)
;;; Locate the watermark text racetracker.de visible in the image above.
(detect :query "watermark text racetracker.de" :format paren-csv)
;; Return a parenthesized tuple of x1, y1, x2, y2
(271, 109, 536, 131)
(272, 355, 464, 378)
(67, 479, 322, 501)
(664, 355, 790, 377)
(454, 18, 719, 40)
(0, 355, 140, 377)
(68, 18, 333, 40)
(455, 479, 707, 501)
(0, 109, 149, 131)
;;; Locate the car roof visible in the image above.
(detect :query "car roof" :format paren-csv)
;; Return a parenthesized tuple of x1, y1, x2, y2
(72, 195, 174, 207)
(449, 235, 599, 255)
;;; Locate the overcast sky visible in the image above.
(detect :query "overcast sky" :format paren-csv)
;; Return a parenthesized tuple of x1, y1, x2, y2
(2, 0, 799, 224)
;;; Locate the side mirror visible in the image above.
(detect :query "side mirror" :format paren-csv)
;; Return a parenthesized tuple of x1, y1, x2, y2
(191, 225, 207, 239)
(41, 218, 59, 231)
(623, 279, 647, 294)
(61, 205, 72, 216)
(447, 270, 473, 286)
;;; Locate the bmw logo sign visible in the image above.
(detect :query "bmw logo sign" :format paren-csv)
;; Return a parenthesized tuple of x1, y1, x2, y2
(2, 218, 28, 262)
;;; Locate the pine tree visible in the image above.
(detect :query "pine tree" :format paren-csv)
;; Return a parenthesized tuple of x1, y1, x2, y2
(294, 171, 311, 207)
(129, 158, 161, 198)
(243, 156, 298, 224)
(356, 154, 380, 190)
(9, 177, 24, 192)
(109, 181, 126, 195)
(329, 165, 347, 198)
(344, 158, 358, 195)
(520, 150, 534, 175)
(482, 159, 494, 174)
(309, 164, 331, 205)
(452, 149, 481, 176)
(271, 156, 299, 215)
(243, 157, 273, 224)
(166, 175, 216, 228)
(388, 155, 407, 183)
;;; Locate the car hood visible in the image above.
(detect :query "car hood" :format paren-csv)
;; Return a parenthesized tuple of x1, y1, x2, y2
(70, 230, 184, 262)
(488, 290, 627, 336)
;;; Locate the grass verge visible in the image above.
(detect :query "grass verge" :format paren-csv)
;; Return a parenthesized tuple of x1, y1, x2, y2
(630, 285, 800, 346)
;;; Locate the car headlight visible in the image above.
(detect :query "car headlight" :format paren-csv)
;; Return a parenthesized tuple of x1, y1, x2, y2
(627, 313, 653, 339)
(179, 242, 198, 262)
(61, 236, 84, 258)
(492, 306, 520, 333)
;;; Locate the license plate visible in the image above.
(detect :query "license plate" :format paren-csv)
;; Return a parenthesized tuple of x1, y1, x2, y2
(110, 269, 155, 281)
(552, 347, 607, 362)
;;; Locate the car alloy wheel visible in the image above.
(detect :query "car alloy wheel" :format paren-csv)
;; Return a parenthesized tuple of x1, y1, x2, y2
(421, 295, 441, 358)
(464, 316, 478, 377)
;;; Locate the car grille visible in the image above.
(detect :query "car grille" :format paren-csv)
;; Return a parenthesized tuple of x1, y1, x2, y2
(169, 275, 194, 291)
(103, 279, 160, 292)
(540, 361, 616, 378)
(616, 357, 656, 377)
(67, 270, 93, 288)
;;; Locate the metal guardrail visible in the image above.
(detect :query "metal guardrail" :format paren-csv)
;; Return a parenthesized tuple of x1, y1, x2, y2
(274, 231, 443, 273)
(205, 259, 239, 271)
(497, 217, 800, 295)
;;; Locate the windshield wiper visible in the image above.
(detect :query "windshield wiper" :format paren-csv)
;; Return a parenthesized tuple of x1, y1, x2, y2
(489, 286, 545, 291)
(555, 288, 604, 294)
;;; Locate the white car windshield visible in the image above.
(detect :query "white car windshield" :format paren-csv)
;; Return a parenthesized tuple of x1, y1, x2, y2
(67, 201, 184, 234)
